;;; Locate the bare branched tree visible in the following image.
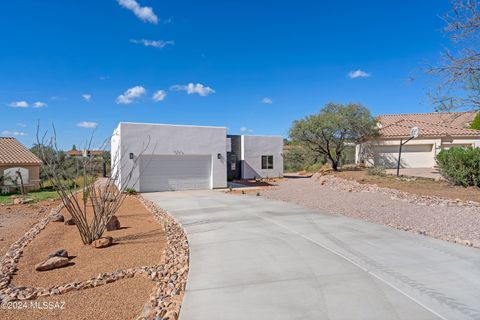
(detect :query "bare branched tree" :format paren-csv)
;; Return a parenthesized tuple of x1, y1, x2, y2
(428, 0, 480, 110)
(36, 124, 149, 245)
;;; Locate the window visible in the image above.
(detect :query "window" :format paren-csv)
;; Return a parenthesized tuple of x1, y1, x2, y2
(3, 167, 29, 185)
(261, 155, 274, 169)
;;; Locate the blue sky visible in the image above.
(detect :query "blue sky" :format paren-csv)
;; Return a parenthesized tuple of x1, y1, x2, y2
(0, 0, 452, 149)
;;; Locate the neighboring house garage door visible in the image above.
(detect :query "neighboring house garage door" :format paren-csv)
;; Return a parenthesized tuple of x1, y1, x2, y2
(373, 144, 435, 168)
(139, 155, 212, 192)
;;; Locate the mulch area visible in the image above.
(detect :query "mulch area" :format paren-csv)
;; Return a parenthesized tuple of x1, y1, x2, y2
(4, 195, 168, 319)
(0, 200, 61, 257)
(11, 195, 166, 289)
(334, 170, 480, 203)
(1, 277, 153, 320)
(232, 178, 283, 187)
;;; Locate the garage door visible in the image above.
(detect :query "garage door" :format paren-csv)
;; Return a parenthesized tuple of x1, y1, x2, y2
(373, 144, 434, 168)
(139, 155, 212, 192)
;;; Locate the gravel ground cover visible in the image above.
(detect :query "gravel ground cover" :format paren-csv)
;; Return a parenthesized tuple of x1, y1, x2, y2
(262, 174, 480, 248)
(1, 194, 189, 319)
(334, 170, 480, 203)
(0, 200, 61, 256)
(2, 276, 153, 320)
(11, 195, 166, 288)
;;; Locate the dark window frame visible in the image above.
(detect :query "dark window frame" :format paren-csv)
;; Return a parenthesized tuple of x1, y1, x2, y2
(261, 155, 274, 169)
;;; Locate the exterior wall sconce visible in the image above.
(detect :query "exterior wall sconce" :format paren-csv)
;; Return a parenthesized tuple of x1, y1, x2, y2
(129, 153, 134, 160)
(217, 153, 222, 159)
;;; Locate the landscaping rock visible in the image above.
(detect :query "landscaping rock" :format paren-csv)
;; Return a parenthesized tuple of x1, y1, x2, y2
(35, 256, 70, 271)
(92, 236, 113, 248)
(48, 249, 68, 259)
(64, 218, 75, 225)
(12, 197, 34, 205)
(50, 214, 65, 222)
(106, 216, 121, 231)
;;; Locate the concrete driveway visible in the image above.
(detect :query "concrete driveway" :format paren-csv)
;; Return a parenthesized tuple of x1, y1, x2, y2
(143, 190, 480, 320)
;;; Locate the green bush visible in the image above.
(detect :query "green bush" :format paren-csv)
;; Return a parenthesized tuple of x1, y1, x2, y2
(436, 147, 480, 187)
(124, 188, 138, 195)
(367, 166, 386, 177)
(470, 113, 480, 130)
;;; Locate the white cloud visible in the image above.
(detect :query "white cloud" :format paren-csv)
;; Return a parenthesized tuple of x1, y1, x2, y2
(76, 121, 98, 129)
(116, 85, 146, 104)
(348, 69, 371, 79)
(32, 101, 47, 108)
(82, 94, 92, 102)
(1, 130, 27, 136)
(240, 127, 253, 133)
(99, 76, 110, 80)
(130, 39, 174, 48)
(261, 97, 273, 104)
(8, 101, 29, 108)
(17, 123, 27, 128)
(170, 83, 215, 96)
(117, 0, 158, 24)
(152, 90, 167, 102)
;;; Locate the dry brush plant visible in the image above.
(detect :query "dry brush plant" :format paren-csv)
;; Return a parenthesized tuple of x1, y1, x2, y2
(36, 125, 148, 245)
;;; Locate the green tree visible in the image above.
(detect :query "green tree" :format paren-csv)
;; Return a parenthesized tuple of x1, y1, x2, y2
(289, 103, 378, 171)
(470, 112, 480, 130)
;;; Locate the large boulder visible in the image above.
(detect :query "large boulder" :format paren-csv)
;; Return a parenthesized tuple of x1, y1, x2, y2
(35, 256, 70, 271)
(48, 249, 68, 259)
(106, 216, 120, 231)
(92, 236, 113, 249)
(64, 218, 75, 225)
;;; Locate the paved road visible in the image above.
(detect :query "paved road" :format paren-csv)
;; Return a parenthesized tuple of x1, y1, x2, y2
(143, 190, 480, 320)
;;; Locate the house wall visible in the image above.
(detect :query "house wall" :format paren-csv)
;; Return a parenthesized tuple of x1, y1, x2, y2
(114, 122, 228, 191)
(0, 164, 41, 192)
(241, 135, 284, 179)
(110, 124, 122, 189)
(356, 137, 480, 168)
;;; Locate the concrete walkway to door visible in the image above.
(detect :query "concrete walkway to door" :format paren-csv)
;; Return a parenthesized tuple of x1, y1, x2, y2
(142, 190, 480, 320)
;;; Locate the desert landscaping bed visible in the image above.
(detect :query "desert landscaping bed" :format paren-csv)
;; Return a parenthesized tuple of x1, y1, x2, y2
(262, 174, 480, 249)
(334, 170, 480, 203)
(0, 200, 61, 257)
(0, 195, 190, 320)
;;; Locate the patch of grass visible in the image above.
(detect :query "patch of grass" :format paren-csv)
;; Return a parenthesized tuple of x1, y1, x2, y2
(124, 188, 138, 195)
(0, 189, 60, 205)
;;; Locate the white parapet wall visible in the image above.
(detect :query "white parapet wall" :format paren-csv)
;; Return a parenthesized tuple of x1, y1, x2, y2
(111, 122, 228, 191)
(241, 135, 284, 179)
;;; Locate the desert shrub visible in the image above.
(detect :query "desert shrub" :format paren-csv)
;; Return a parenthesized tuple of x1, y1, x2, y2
(436, 147, 480, 187)
(284, 143, 324, 172)
(124, 188, 138, 195)
(304, 163, 325, 173)
(367, 166, 386, 177)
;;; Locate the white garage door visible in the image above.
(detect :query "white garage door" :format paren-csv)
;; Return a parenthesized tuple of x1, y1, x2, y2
(373, 144, 434, 168)
(139, 155, 212, 192)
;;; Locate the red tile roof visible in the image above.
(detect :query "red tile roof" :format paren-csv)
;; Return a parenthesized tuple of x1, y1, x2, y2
(0, 137, 42, 165)
(377, 112, 480, 138)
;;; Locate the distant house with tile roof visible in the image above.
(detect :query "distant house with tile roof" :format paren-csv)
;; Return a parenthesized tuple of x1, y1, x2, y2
(0, 137, 42, 192)
(355, 111, 480, 168)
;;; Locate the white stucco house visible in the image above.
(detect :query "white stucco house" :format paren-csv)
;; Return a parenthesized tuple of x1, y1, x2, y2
(111, 122, 283, 192)
(356, 111, 480, 168)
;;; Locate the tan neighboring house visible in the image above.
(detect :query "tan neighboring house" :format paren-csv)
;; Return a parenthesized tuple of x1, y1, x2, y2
(0, 137, 42, 193)
(355, 111, 480, 168)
